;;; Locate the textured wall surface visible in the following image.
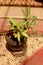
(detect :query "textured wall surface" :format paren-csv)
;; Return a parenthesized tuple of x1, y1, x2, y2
(0, 0, 43, 6)
(0, 7, 43, 19)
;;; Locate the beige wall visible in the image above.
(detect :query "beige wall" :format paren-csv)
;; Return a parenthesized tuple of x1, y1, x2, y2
(0, 6, 43, 19)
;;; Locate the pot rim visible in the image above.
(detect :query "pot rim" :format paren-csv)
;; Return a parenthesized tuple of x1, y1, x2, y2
(5, 33, 27, 46)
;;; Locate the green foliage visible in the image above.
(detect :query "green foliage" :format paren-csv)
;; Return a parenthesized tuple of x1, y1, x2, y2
(17, 32, 20, 42)
(22, 7, 37, 29)
(7, 7, 37, 43)
(22, 7, 30, 19)
(7, 17, 29, 42)
(8, 17, 17, 26)
(22, 31, 28, 38)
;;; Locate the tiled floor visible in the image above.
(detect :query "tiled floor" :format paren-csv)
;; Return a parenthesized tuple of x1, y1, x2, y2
(0, 35, 43, 65)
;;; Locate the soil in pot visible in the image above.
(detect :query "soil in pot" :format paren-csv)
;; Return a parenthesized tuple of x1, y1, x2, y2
(6, 32, 27, 56)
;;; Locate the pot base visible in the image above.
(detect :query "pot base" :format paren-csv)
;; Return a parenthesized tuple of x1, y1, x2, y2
(11, 51, 24, 56)
(6, 43, 27, 56)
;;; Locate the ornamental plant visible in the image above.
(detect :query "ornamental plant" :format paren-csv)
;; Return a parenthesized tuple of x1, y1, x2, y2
(22, 7, 37, 30)
(7, 7, 37, 44)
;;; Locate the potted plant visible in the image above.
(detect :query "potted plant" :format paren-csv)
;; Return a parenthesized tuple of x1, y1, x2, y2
(6, 7, 37, 55)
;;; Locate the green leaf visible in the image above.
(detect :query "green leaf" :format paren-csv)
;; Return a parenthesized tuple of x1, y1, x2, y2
(22, 32, 28, 38)
(32, 16, 37, 19)
(29, 15, 37, 19)
(22, 9, 25, 17)
(20, 20, 27, 31)
(30, 21, 36, 28)
(9, 27, 15, 31)
(27, 20, 31, 27)
(24, 30, 28, 33)
(20, 20, 27, 27)
(9, 17, 17, 26)
(17, 32, 20, 42)
(22, 7, 30, 18)
(28, 7, 30, 15)
(25, 7, 30, 17)
(8, 17, 22, 31)
(17, 25, 22, 32)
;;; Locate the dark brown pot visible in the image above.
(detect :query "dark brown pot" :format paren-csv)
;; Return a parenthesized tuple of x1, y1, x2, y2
(5, 32, 27, 56)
